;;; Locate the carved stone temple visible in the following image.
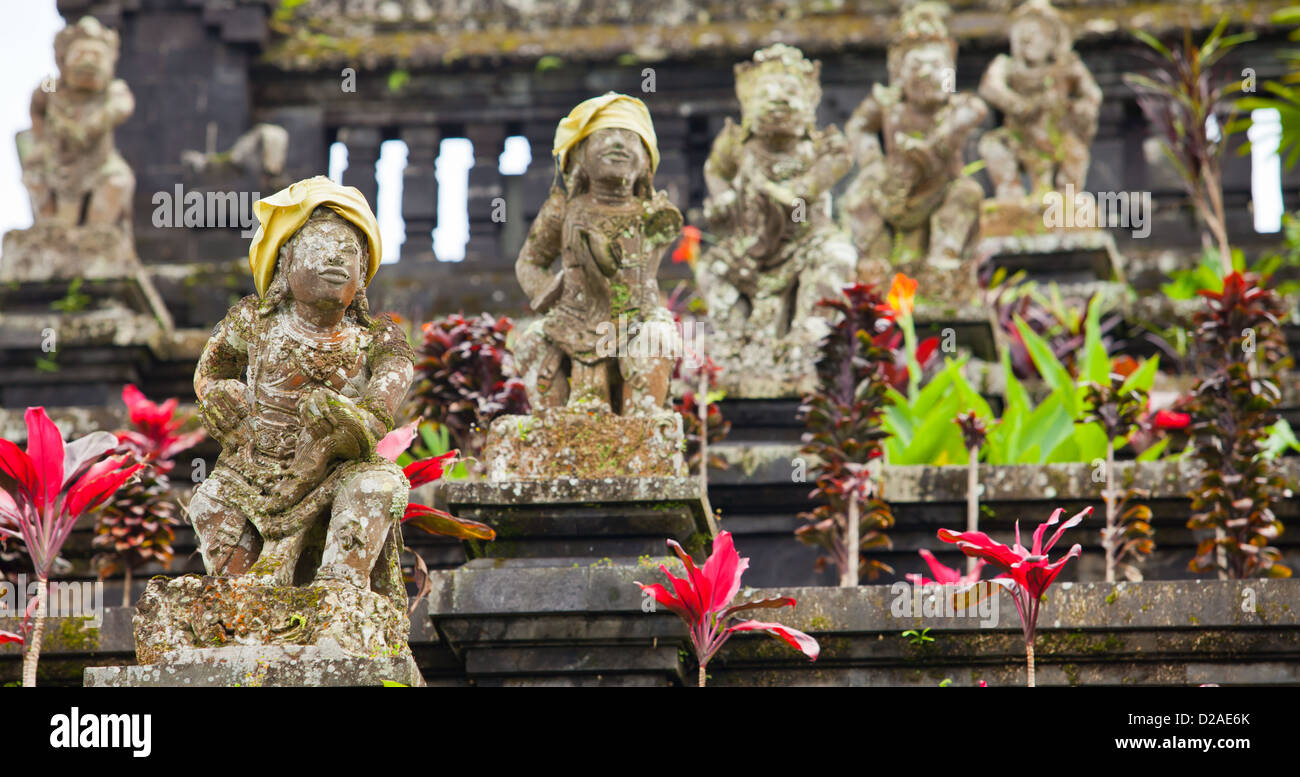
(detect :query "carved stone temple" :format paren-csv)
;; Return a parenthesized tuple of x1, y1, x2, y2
(693, 44, 858, 398)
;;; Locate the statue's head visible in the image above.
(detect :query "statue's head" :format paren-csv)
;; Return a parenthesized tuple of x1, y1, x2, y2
(899, 42, 954, 107)
(1010, 0, 1070, 66)
(888, 0, 957, 99)
(54, 16, 119, 93)
(554, 93, 659, 198)
(735, 44, 822, 139)
(247, 176, 382, 315)
(281, 208, 367, 313)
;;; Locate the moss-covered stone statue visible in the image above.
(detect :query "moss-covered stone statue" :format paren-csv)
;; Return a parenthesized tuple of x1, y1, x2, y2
(492, 93, 687, 480)
(694, 44, 857, 397)
(841, 1, 988, 299)
(133, 177, 419, 665)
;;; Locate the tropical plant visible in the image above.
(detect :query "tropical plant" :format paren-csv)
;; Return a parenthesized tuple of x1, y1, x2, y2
(376, 422, 497, 613)
(938, 506, 1092, 687)
(1124, 16, 1256, 272)
(797, 282, 896, 585)
(634, 531, 819, 686)
(904, 548, 985, 587)
(1080, 375, 1156, 582)
(956, 411, 987, 574)
(1236, 7, 1300, 170)
(0, 408, 142, 686)
(1184, 272, 1292, 578)
(408, 313, 530, 468)
(93, 385, 206, 605)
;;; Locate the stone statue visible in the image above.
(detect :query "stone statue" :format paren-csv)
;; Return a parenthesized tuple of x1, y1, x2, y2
(189, 176, 415, 608)
(491, 94, 686, 480)
(979, 0, 1101, 203)
(18, 16, 134, 233)
(841, 1, 987, 290)
(693, 44, 858, 397)
(514, 92, 682, 417)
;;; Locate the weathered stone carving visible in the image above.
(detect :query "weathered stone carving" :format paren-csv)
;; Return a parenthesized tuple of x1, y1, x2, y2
(19, 16, 134, 234)
(693, 44, 857, 397)
(979, 0, 1101, 205)
(841, 1, 987, 296)
(496, 93, 686, 479)
(174, 177, 416, 658)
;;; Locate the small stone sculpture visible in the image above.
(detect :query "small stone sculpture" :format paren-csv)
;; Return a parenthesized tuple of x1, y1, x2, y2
(494, 94, 686, 480)
(979, 0, 1101, 204)
(18, 16, 134, 233)
(693, 44, 857, 396)
(187, 177, 415, 620)
(514, 93, 682, 416)
(841, 1, 987, 291)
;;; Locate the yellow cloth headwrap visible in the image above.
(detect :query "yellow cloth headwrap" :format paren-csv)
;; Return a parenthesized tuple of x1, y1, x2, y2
(552, 92, 660, 176)
(247, 176, 382, 297)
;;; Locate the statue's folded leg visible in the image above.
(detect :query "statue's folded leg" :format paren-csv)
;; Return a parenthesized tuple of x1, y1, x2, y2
(189, 480, 261, 576)
(316, 463, 408, 590)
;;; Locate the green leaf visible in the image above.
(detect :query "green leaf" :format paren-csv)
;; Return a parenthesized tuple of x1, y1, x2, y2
(1119, 355, 1160, 394)
(1137, 437, 1170, 462)
(1013, 315, 1079, 417)
(1081, 296, 1110, 387)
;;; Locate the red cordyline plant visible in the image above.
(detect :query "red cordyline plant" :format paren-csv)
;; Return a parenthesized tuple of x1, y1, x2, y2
(408, 313, 530, 467)
(636, 531, 819, 686)
(938, 505, 1092, 687)
(905, 549, 985, 587)
(1124, 17, 1255, 273)
(0, 408, 143, 686)
(1185, 272, 1292, 578)
(94, 385, 206, 604)
(798, 282, 896, 586)
(377, 422, 496, 613)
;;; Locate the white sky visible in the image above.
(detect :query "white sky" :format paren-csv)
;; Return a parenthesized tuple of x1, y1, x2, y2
(0, 2, 1284, 261)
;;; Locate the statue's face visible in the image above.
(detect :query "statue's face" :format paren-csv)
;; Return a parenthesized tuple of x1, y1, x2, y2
(579, 128, 648, 189)
(286, 216, 364, 312)
(1011, 18, 1056, 66)
(900, 45, 952, 107)
(63, 39, 114, 92)
(746, 73, 815, 138)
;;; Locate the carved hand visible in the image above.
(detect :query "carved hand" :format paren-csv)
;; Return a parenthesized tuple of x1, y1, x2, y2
(201, 379, 248, 448)
(579, 228, 621, 277)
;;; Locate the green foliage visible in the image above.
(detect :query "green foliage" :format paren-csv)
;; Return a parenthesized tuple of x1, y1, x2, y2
(386, 69, 411, 92)
(1236, 7, 1300, 169)
(902, 628, 934, 646)
(50, 278, 91, 313)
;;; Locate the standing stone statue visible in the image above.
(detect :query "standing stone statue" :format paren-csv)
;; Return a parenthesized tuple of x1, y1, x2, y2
(491, 94, 686, 480)
(19, 15, 134, 233)
(126, 177, 422, 673)
(979, 0, 1101, 204)
(693, 44, 857, 397)
(841, 1, 988, 295)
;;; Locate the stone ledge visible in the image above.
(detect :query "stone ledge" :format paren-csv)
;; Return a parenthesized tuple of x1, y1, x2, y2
(84, 641, 425, 687)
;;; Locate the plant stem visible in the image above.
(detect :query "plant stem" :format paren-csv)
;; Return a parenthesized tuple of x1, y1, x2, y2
(842, 494, 860, 587)
(21, 578, 47, 687)
(698, 368, 718, 537)
(1105, 439, 1116, 584)
(122, 566, 132, 608)
(1026, 639, 1036, 688)
(967, 445, 978, 575)
(698, 664, 706, 688)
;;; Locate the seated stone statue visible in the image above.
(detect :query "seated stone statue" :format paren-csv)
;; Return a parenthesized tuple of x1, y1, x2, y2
(693, 43, 857, 392)
(841, 1, 987, 289)
(515, 92, 682, 417)
(19, 16, 134, 232)
(979, 0, 1101, 203)
(189, 176, 415, 609)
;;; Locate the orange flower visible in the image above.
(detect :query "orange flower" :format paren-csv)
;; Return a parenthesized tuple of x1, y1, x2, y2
(672, 225, 702, 266)
(887, 273, 917, 317)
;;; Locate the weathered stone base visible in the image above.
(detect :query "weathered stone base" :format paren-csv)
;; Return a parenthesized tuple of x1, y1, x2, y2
(445, 476, 710, 560)
(977, 215, 1123, 285)
(84, 641, 425, 687)
(133, 575, 410, 664)
(709, 337, 820, 399)
(484, 407, 685, 480)
(1, 223, 138, 284)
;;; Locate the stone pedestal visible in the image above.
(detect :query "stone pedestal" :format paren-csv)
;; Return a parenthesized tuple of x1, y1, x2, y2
(483, 407, 686, 481)
(709, 338, 821, 399)
(978, 201, 1125, 285)
(85, 642, 425, 687)
(82, 574, 423, 687)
